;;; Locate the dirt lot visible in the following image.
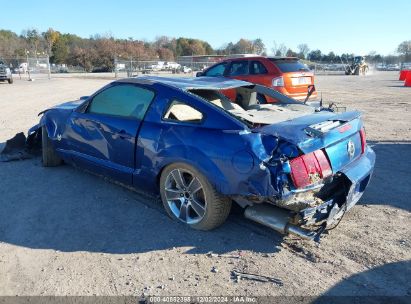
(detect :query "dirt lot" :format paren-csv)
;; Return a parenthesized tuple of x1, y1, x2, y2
(0, 72, 410, 298)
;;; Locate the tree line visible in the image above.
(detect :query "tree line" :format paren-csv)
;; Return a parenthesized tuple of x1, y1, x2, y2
(0, 28, 410, 72)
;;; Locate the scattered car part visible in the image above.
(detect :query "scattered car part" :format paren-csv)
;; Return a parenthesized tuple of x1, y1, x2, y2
(0, 132, 32, 162)
(231, 269, 283, 285)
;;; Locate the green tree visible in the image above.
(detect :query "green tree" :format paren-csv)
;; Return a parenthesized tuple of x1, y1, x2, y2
(233, 39, 253, 54)
(23, 28, 42, 55)
(0, 30, 23, 57)
(327, 51, 336, 63)
(297, 43, 309, 59)
(308, 49, 322, 61)
(252, 38, 265, 55)
(397, 40, 411, 61)
(43, 28, 60, 56)
(271, 41, 287, 56)
(51, 36, 69, 64)
(286, 48, 298, 57)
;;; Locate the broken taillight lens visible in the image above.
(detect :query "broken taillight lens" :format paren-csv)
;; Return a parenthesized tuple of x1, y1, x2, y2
(289, 149, 332, 189)
(360, 128, 366, 154)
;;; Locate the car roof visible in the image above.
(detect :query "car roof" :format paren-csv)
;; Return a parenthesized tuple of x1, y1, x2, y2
(267, 56, 299, 60)
(115, 76, 253, 90)
(218, 56, 299, 62)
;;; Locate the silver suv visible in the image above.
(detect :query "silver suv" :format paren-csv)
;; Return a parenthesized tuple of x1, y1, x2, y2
(0, 59, 13, 84)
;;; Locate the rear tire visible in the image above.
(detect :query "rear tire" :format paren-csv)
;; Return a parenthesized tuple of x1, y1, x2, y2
(42, 126, 62, 167)
(160, 163, 231, 231)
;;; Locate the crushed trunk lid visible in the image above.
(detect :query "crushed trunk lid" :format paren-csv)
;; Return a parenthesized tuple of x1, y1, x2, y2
(256, 110, 364, 172)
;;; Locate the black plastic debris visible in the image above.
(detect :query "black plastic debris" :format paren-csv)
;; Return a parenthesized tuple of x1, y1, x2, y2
(0, 132, 33, 162)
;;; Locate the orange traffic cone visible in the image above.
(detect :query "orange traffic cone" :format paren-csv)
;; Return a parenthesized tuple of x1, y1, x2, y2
(399, 70, 408, 81)
(405, 72, 411, 87)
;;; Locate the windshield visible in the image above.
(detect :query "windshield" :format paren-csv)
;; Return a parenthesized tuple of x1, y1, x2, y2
(269, 59, 310, 72)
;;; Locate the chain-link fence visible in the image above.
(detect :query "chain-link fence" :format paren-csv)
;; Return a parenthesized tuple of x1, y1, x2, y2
(113, 57, 217, 78)
(308, 63, 347, 75)
(2, 56, 51, 80)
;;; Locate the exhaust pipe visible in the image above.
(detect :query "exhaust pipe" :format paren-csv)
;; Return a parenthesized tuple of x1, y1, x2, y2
(244, 204, 320, 241)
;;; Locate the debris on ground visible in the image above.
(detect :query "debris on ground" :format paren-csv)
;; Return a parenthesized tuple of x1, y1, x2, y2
(0, 132, 33, 162)
(231, 270, 283, 286)
(206, 251, 242, 259)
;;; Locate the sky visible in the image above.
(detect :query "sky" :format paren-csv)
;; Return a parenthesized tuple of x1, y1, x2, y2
(1, 0, 410, 56)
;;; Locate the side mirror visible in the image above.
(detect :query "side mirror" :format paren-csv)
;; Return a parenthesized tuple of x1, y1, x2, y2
(79, 96, 89, 100)
(196, 72, 203, 77)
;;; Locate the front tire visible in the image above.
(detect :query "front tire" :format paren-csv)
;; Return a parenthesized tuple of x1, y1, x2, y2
(8, 77, 13, 84)
(41, 126, 62, 167)
(160, 163, 231, 230)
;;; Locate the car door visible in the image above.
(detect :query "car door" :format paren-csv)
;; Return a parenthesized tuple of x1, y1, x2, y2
(66, 83, 155, 185)
(248, 60, 274, 102)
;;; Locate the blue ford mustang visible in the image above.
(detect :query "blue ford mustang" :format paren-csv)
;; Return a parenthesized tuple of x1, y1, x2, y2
(28, 76, 375, 240)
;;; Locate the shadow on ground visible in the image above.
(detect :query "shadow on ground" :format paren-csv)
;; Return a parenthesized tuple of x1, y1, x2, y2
(0, 156, 281, 255)
(313, 260, 411, 302)
(0, 141, 408, 254)
(359, 141, 411, 212)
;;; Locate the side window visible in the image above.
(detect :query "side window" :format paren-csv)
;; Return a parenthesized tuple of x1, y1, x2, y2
(204, 62, 227, 76)
(88, 84, 154, 119)
(227, 61, 249, 76)
(250, 61, 268, 75)
(164, 100, 203, 123)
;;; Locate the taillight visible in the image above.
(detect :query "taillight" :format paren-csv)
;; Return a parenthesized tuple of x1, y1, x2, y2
(289, 149, 332, 189)
(360, 128, 366, 154)
(272, 76, 284, 87)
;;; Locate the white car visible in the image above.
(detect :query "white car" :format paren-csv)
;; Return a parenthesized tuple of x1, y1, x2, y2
(182, 66, 192, 73)
(164, 62, 181, 70)
(386, 64, 400, 71)
(149, 61, 165, 71)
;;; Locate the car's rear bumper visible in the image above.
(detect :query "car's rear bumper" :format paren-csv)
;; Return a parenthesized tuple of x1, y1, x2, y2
(341, 145, 376, 209)
(298, 145, 376, 227)
(242, 146, 375, 241)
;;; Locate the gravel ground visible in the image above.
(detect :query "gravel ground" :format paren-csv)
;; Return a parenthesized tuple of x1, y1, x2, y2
(0, 72, 410, 298)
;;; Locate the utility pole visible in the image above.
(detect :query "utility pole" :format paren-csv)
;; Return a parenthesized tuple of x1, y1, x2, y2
(114, 55, 118, 79)
(47, 54, 51, 80)
(26, 50, 32, 81)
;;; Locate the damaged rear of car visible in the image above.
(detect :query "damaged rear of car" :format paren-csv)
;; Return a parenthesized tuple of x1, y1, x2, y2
(19, 76, 375, 241)
(186, 81, 375, 240)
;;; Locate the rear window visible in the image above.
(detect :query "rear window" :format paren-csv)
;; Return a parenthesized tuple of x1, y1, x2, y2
(269, 59, 309, 73)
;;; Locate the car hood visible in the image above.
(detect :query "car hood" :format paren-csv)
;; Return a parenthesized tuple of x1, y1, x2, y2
(39, 99, 84, 115)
